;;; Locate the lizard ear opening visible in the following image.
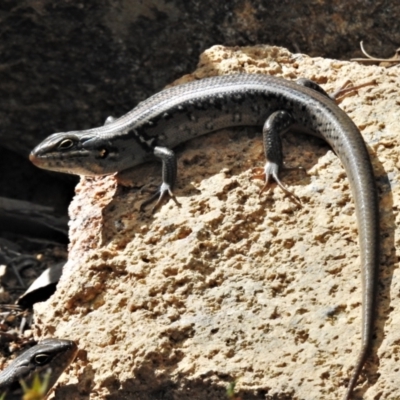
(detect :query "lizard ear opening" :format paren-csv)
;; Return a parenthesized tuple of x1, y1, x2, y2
(99, 148, 109, 159)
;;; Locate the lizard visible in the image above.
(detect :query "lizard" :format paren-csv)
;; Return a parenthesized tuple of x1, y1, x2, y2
(0, 338, 77, 399)
(29, 73, 379, 400)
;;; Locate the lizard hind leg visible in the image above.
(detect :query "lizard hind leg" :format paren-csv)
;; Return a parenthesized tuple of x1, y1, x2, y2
(254, 110, 301, 206)
(296, 78, 332, 99)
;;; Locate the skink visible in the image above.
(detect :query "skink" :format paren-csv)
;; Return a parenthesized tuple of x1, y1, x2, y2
(29, 73, 379, 399)
(0, 338, 77, 399)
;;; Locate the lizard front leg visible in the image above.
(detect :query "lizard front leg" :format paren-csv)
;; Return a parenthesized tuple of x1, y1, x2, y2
(140, 146, 181, 212)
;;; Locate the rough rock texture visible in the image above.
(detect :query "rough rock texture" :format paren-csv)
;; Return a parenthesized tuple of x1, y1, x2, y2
(34, 46, 399, 400)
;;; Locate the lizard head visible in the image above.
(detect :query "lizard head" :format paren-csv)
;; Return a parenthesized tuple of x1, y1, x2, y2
(30, 131, 122, 176)
(0, 339, 77, 396)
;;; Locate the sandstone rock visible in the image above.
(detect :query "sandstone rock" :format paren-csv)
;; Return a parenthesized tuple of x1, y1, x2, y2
(35, 45, 400, 400)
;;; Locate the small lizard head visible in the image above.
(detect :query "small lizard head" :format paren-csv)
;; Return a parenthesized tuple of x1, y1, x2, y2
(0, 339, 77, 396)
(30, 131, 122, 176)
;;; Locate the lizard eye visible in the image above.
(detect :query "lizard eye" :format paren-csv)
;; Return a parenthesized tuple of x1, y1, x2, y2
(33, 353, 50, 365)
(58, 139, 74, 149)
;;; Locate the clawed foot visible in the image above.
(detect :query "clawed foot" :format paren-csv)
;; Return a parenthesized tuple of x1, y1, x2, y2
(140, 146, 180, 213)
(140, 183, 181, 213)
(252, 163, 302, 206)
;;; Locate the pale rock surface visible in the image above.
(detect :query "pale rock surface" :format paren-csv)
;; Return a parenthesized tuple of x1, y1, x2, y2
(34, 46, 400, 400)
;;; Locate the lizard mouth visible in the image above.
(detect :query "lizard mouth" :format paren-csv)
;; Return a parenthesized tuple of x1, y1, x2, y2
(29, 152, 55, 169)
(29, 152, 43, 167)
